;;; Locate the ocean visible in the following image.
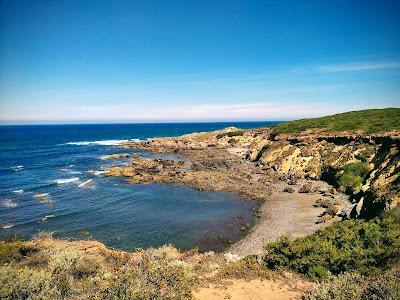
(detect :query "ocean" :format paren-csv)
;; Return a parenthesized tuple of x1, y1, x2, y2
(0, 122, 277, 251)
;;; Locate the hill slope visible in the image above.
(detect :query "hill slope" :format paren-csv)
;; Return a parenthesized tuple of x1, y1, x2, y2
(271, 108, 400, 134)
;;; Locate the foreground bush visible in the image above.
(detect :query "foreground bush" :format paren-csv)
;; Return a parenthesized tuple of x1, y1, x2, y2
(0, 265, 58, 300)
(101, 248, 195, 300)
(303, 264, 400, 300)
(0, 240, 195, 300)
(263, 208, 400, 280)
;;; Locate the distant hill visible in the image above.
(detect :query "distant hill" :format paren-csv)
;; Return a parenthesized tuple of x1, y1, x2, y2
(271, 108, 400, 134)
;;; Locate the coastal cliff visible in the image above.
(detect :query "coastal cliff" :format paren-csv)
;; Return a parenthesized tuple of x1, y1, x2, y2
(114, 109, 400, 221)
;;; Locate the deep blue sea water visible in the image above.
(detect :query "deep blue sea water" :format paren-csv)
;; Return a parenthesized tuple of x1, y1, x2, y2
(0, 122, 277, 251)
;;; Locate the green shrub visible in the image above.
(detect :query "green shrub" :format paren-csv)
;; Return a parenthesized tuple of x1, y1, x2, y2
(216, 130, 244, 139)
(263, 208, 400, 280)
(0, 241, 24, 264)
(338, 162, 371, 192)
(0, 240, 35, 264)
(73, 257, 99, 279)
(101, 269, 136, 300)
(217, 255, 271, 280)
(303, 265, 400, 300)
(271, 108, 400, 134)
(48, 250, 79, 297)
(0, 265, 58, 299)
(100, 250, 195, 300)
(133, 251, 195, 299)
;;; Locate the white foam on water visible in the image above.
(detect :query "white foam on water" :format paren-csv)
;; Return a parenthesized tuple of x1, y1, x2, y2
(87, 170, 108, 176)
(1, 199, 17, 208)
(64, 139, 132, 146)
(41, 214, 55, 221)
(11, 165, 23, 171)
(53, 177, 80, 184)
(13, 190, 24, 194)
(78, 179, 93, 188)
(1, 223, 14, 229)
(59, 168, 82, 174)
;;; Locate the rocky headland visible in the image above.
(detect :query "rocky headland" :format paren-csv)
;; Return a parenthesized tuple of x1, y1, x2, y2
(104, 120, 400, 255)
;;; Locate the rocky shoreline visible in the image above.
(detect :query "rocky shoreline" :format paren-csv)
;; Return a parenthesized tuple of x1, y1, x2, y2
(104, 127, 376, 256)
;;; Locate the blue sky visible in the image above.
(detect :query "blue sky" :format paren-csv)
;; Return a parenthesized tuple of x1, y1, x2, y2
(0, 0, 399, 124)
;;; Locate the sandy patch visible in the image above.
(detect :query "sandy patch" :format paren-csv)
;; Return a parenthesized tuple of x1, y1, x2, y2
(194, 278, 308, 300)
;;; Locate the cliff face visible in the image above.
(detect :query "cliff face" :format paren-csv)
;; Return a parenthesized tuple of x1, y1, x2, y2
(237, 129, 399, 218)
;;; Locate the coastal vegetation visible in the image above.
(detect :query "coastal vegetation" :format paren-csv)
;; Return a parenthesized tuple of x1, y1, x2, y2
(271, 108, 400, 134)
(0, 236, 196, 299)
(216, 130, 244, 139)
(263, 207, 400, 280)
(1, 209, 399, 299)
(337, 162, 371, 193)
(304, 265, 400, 300)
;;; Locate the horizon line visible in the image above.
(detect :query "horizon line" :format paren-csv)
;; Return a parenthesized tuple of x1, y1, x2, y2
(0, 119, 285, 126)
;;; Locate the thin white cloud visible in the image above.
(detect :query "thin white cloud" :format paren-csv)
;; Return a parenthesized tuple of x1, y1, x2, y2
(317, 61, 400, 73)
(0, 102, 349, 123)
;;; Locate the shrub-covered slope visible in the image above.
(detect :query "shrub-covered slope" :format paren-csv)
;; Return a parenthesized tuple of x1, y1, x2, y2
(271, 108, 400, 134)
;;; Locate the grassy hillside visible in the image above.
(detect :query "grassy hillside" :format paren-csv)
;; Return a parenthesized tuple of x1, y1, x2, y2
(271, 108, 400, 134)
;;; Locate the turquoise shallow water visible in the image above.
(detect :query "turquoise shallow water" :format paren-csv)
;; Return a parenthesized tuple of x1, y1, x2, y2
(0, 122, 277, 251)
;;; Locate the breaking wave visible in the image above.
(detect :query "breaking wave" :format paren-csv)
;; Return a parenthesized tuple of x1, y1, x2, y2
(64, 139, 135, 146)
(1, 199, 17, 208)
(1, 223, 14, 229)
(11, 165, 23, 171)
(87, 170, 108, 176)
(78, 179, 93, 188)
(59, 168, 82, 174)
(53, 177, 80, 184)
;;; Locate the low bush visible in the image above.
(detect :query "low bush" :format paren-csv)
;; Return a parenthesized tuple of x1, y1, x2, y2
(217, 255, 272, 280)
(263, 208, 400, 280)
(338, 162, 371, 192)
(73, 257, 99, 279)
(133, 251, 195, 299)
(0, 241, 24, 264)
(0, 239, 35, 264)
(303, 265, 400, 300)
(216, 130, 244, 139)
(0, 265, 58, 300)
(228, 138, 237, 144)
(100, 249, 195, 300)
